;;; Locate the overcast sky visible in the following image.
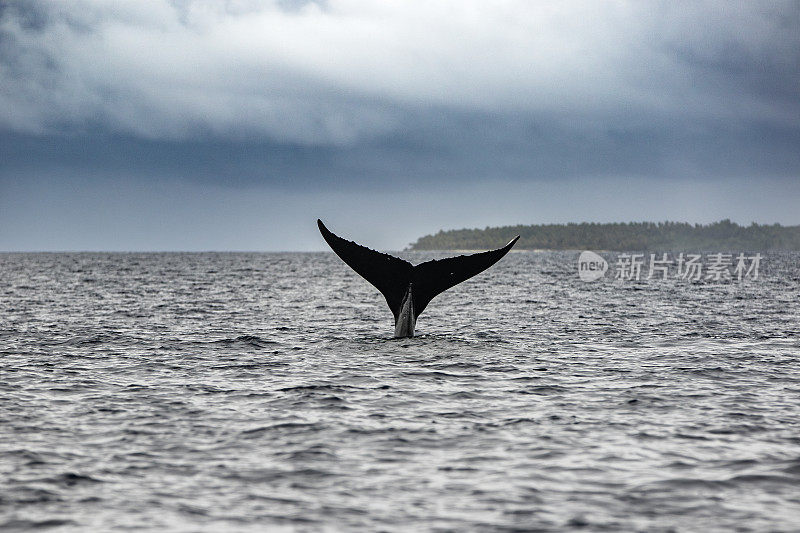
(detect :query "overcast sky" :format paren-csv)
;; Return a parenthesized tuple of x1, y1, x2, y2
(1, 0, 798, 251)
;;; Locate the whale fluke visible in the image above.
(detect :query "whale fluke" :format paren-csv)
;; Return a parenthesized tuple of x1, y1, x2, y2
(318, 219, 519, 337)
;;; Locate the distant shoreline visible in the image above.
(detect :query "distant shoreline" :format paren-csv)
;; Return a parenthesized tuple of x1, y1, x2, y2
(408, 220, 800, 251)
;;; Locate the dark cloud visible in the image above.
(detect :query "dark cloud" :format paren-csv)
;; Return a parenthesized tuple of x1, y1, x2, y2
(2, 110, 798, 194)
(1, 1, 798, 250)
(1, 1, 798, 144)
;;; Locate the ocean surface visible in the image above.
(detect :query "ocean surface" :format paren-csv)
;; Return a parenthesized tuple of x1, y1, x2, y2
(1, 251, 799, 532)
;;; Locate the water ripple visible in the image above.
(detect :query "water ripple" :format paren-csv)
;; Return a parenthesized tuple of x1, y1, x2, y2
(1, 251, 799, 531)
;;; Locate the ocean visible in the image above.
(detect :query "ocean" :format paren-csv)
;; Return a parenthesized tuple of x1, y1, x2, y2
(2, 251, 799, 531)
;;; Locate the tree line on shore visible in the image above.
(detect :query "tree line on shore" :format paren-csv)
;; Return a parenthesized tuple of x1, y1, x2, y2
(408, 220, 800, 251)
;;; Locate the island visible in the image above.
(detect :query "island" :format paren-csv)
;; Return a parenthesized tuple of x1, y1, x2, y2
(408, 220, 800, 251)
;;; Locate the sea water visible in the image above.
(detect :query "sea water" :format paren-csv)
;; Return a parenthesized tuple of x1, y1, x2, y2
(1, 251, 799, 531)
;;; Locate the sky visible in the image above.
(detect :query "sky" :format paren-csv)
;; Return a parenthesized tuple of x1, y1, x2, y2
(1, 0, 798, 251)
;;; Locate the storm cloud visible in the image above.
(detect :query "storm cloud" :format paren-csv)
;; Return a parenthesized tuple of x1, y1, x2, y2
(2, 1, 798, 140)
(1, 1, 799, 249)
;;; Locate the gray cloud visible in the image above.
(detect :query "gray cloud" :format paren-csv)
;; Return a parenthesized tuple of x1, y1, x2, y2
(1, 1, 799, 251)
(2, 108, 798, 194)
(1, 0, 798, 145)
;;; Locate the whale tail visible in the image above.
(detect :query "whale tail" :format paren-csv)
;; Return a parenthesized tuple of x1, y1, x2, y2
(317, 219, 519, 335)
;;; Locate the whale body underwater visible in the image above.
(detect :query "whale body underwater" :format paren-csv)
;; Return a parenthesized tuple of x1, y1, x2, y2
(317, 219, 520, 338)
